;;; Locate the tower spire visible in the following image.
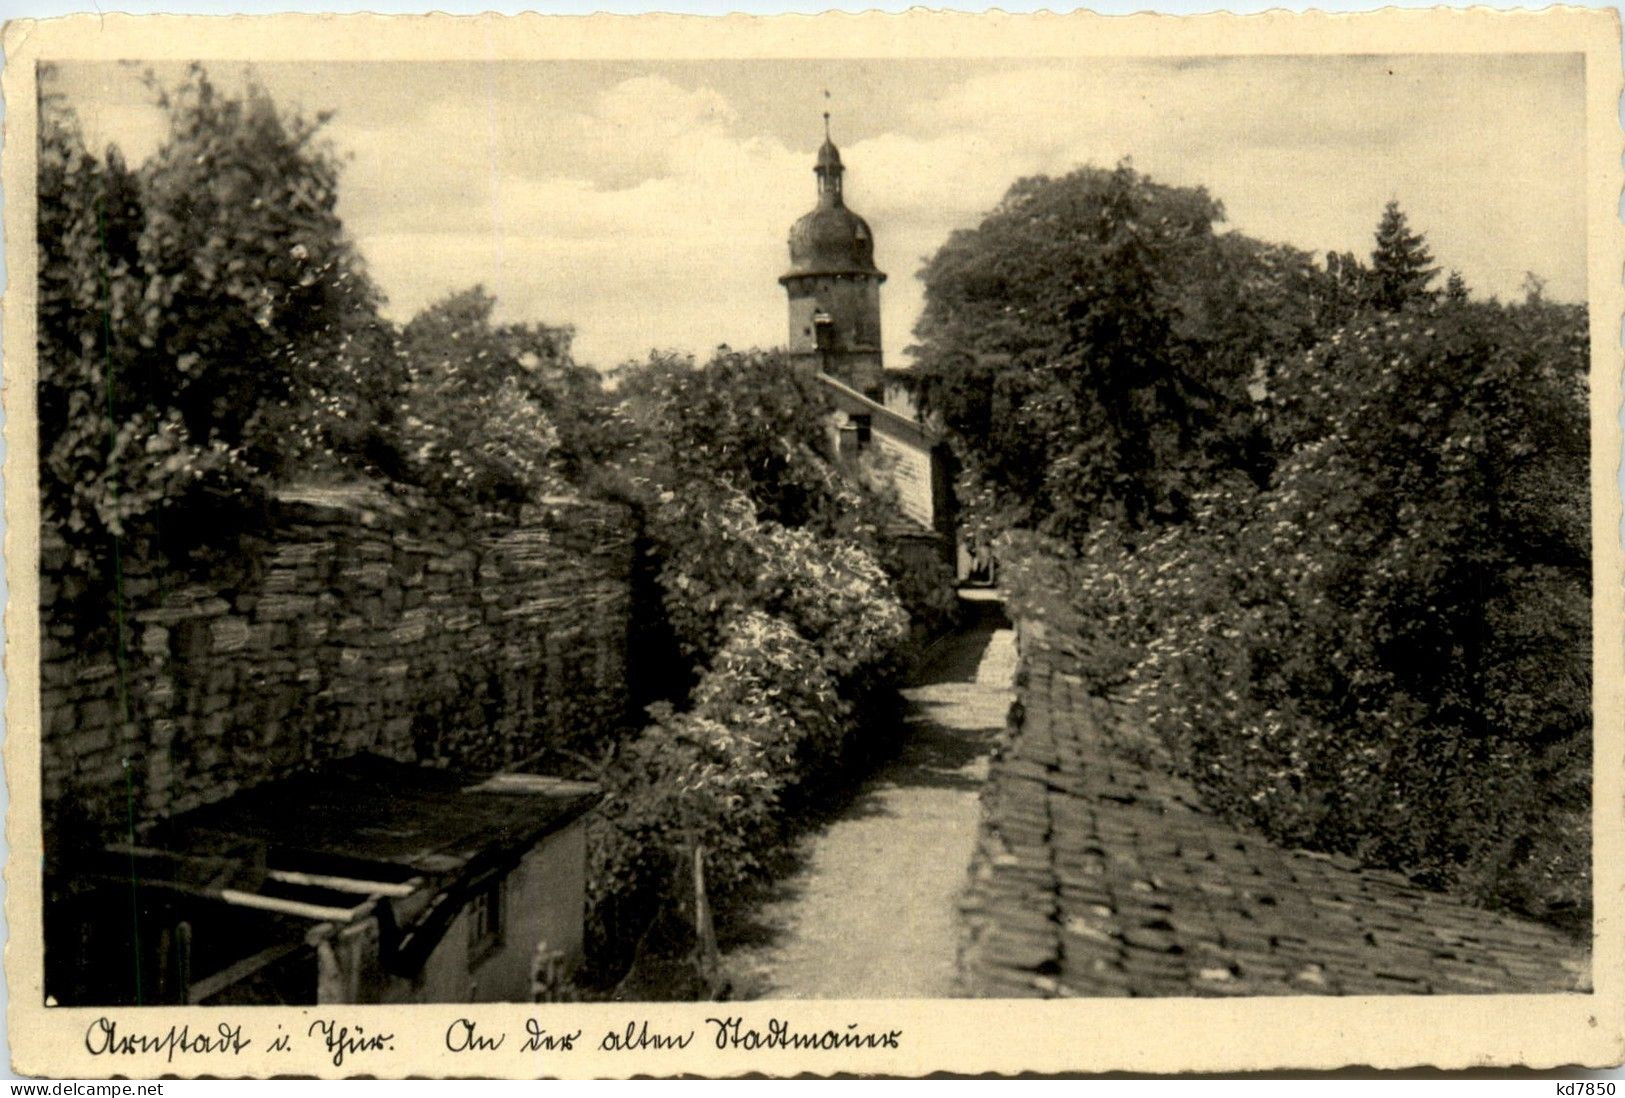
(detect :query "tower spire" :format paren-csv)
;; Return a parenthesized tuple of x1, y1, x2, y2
(814, 93, 844, 205)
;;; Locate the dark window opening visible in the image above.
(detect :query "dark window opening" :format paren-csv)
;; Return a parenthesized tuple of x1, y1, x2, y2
(813, 312, 835, 353)
(468, 877, 505, 963)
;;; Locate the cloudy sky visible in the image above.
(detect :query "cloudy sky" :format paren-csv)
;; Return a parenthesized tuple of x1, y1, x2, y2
(50, 55, 1585, 371)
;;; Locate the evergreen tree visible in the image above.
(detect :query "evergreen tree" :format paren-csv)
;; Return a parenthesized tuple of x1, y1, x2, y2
(1444, 269, 1470, 303)
(1370, 200, 1438, 311)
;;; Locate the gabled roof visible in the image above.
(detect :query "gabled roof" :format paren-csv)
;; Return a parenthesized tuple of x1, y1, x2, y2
(817, 372, 942, 450)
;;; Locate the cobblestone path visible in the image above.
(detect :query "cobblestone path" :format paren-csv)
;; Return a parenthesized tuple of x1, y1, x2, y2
(959, 617, 1592, 997)
(723, 595, 1015, 999)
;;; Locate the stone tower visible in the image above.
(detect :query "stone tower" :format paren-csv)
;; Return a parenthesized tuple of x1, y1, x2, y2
(780, 119, 887, 400)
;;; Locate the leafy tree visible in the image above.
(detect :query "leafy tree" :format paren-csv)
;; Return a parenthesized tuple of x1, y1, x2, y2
(1024, 294, 1590, 926)
(390, 286, 617, 510)
(611, 347, 964, 668)
(1316, 249, 1374, 327)
(1370, 199, 1438, 311)
(38, 97, 206, 577)
(136, 66, 386, 473)
(910, 163, 1324, 539)
(614, 347, 957, 637)
(613, 348, 838, 529)
(37, 65, 387, 611)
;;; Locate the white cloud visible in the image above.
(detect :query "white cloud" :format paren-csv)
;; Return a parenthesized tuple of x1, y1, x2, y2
(50, 58, 1586, 372)
(337, 73, 819, 365)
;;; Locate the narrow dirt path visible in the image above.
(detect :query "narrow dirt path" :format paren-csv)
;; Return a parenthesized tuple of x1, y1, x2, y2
(722, 594, 1016, 999)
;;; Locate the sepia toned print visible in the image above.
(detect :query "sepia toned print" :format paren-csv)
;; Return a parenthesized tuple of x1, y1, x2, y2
(4, 9, 1622, 1078)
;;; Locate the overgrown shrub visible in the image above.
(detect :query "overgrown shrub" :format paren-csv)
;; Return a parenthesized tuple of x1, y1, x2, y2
(1000, 297, 1590, 931)
(580, 366, 916, 976)
(584, 546, 909, 974)
(38, 66, 386, 614)
(583, 482, 912, 948)
(586, 705, 780, 966)
(617, 347, 957, 638)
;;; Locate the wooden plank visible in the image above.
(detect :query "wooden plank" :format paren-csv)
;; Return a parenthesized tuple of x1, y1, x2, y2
(266, 869, 421, 898)
(218, 888, 370, 923)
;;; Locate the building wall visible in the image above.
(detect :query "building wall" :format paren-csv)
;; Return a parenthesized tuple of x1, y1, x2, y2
(39, 488, 637, 835)
(388, 820, 589, 1004)
(822, 375, 949, 537)
(785, 274, 884, 396)
(881, 377, 922, 422)
(784, 275, 882, 355)
(871, 427, 938, 530)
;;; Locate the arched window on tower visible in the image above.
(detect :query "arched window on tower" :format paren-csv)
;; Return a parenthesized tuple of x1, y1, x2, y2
(813, 310, 835, 354)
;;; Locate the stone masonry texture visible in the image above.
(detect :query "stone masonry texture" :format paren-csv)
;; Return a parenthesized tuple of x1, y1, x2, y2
(40, 485, 637, 837)
(959, 617, 1591, 997)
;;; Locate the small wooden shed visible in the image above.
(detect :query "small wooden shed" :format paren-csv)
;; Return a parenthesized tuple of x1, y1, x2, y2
(49, 756, 600, 1005)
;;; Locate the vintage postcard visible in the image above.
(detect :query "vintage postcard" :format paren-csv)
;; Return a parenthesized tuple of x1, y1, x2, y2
(3, 6, 1622, 1078)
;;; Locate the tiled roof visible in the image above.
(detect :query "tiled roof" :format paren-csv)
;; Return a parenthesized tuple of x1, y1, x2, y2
(158, 754, 599, 874)
(817, 373, 941, 448)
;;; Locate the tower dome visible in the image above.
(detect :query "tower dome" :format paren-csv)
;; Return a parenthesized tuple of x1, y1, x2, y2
(783, 204, 883, 280)
(779, 133, 887, 284)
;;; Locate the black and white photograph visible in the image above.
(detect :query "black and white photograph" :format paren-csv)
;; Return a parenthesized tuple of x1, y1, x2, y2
(5, 8, 1622, 1078)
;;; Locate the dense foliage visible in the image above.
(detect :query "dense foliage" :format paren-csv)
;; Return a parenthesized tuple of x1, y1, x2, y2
(942, 174, 1593, 929)
(615, 348, 959, 637)
(38, 66, 385, 604)
(38, 69, 602, 628)
(910, 163, 1330, 541)
(582, 349, 924, 975)
(388, 286, 623, 510)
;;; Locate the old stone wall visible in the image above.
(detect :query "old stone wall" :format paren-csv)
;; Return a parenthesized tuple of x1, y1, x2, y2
(959, 617, 1591, 997)
(40, 485, 637, 834)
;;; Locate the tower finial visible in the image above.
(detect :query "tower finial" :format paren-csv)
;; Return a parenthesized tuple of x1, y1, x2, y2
(813, 91, 844, 204)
